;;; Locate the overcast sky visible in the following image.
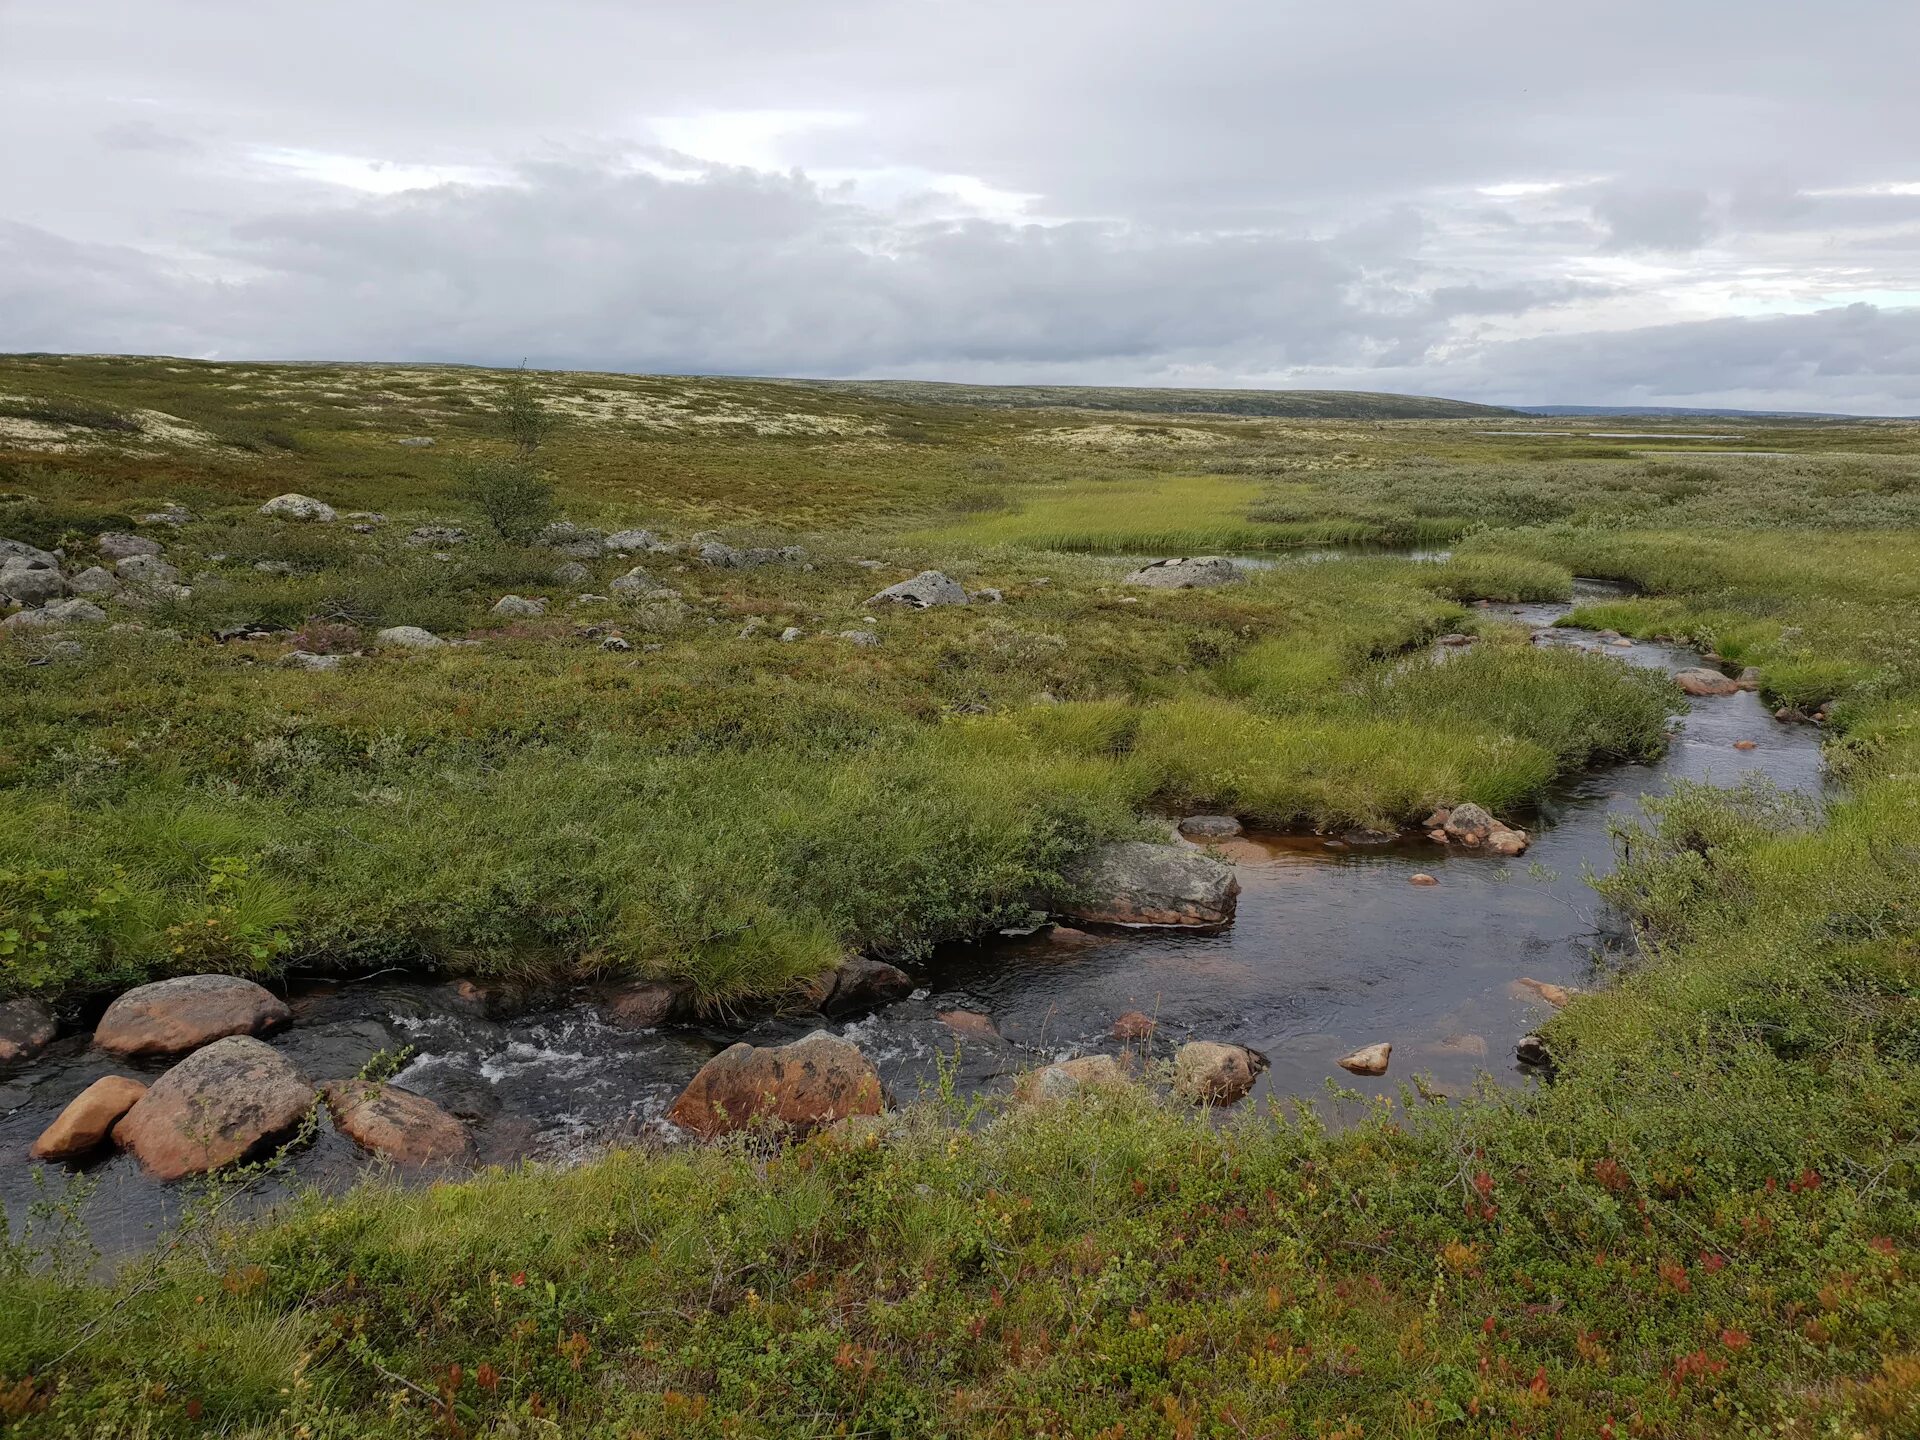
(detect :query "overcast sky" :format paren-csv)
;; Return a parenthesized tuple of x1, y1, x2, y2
(4, 1, 1918, 412)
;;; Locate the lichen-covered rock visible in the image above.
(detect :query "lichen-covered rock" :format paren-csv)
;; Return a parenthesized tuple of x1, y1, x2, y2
(490, 594, 547, 618)
(322, 1080, 473, 1166)
(96, 532, 162, 560)
(0, 561, 67, 604)
(0, 538, 59, 569)
(602, 529, 656, 553)
(866, 571, 968, 608)
(0, 997, 57, 1068)
(116, 553, 182, 586)
(609, 565, 656, 596)
(112, 1036, 315, 1180)
(667, 1032, 886, 1140)
(1171, 1041, 1269, 1105)
(1014, 1054, 1135, 1104)
(95, 974, 291, 1058)
(375, 625, 445, 649)
(1122, 556, 1243, 589)
(258, 494, 337, 523)
(67, 566, 120, 596)
(31, 1076, 148, 1161)
(1058, 841, 1239, 927)
(1442, 803, 1496, 844)
(552, 560, 591, 586)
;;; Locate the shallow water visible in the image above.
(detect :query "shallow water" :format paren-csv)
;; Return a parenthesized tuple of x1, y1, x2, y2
(1, 580, 1830, 1259)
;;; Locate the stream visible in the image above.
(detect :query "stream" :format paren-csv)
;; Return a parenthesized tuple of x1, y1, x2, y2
(1, 579, 1831, 1259)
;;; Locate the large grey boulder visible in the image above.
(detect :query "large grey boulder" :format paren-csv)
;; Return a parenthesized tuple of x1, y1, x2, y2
(96, 532, 162, 560)
(116, 553, 182, 585)
(67, 566, 120, 596)
(375, 625, 445, 649)
(3, 598, 107, 630)
(866, 571, 968, 608)
(0, 561, 67, 604)
(490, 594, 546, 618)
(1123, 556, 1243, 589)
(112, 1036, 315, 1180)
(0, 538, 59, 569)
(602, 529, 656, 553)
(258, 494, 336, 522)
(1058, 841, 1239, 928)
(609, 565, 656, 596)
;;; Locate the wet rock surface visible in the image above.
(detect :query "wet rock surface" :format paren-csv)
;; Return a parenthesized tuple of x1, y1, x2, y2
(95, 974, 291, 1058)
(1058, 841, 1239, 927)
(112, 1037, 315, 1181)
(667, 1032, 886, 1140)
(32, 1076, 147, 1161)
(0, 998, 57, 1068)
(322, 1080, 474, 1166)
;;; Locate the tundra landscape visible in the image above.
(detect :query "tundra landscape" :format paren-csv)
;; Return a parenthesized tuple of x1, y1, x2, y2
(0, 355, 1916, 1435)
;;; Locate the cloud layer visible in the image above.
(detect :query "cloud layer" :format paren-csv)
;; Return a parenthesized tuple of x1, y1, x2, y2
(3, 0, 1918, 411)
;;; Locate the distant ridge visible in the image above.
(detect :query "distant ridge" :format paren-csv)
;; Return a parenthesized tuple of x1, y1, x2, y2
(780, 377, 1517, 420)
(1512, 403, 1899, 420)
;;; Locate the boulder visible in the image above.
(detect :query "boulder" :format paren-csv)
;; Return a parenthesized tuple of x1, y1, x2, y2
(42, 597, 108, 625)
(1014, 1054, 1134, 1104)
(866, 571, 968, 608)
(67, 566, 120, 597)
(258, 494, 337, 523)
(490, 594, 546, 618)
(0, 538, 59, 569)
(1171, 1041, 1269, 1105)
(779, 626, 803, 642)
(1058, 841, 1238, 927)
(666, 1032, 886, 1140)
(116, 553, 181, 586)
(1122, 556, 1243, 590)
(1177, 814, 1241, 838)
(0, 561, 67, 604)
(1409, 872, 1439, 886)
(30, 1076, 148, 1161)
(375, 625, 444, 649)
(96, 532, 162, 560)
(405, 525, 467, 547)
(1733, 738, 1757, 751)
(112, 1036, 315, 1180)
(0, 997, 57, 1068)
(1112, 1010, 1159, 1041)
(837, 629, 880, 647)
(602, 980, 691, 1030)
(602, 529, 656, 553)
(938, 1009, 1001, 1042)
(1485, 825, 1530, 857)
(1443, 803, 1496, 845)
(321, 1080, 474, 1166)
(696, 540, 745, 567)
(1736, 667, 1762, 692)
(609, 565, 656, 596)
(802, 958, 914, 1016)
(552, 560, 591, 586)
(1337, 1042, 1392, 1076)
(95, 974, 291, 1058)
(1674, 667, 1739, 697)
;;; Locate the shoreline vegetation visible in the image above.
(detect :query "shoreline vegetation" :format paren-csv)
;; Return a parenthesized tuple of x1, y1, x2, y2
(1, 355, 1917, 1436)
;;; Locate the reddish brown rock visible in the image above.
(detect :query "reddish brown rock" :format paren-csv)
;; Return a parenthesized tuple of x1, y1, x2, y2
(1485, 825, 1530, 857)
(322, 1080, 474, 1166)
(1337, 1042, 1392, 1076)
(95, 974, 290, 1058)
(30, 1076, 148, 1161)
(1733, 739, 1757, 751)
(602, 981, 691, 1030)
(1111, 1010, 1159, 1041)
(1442, 803, 1496, 845)
(667, 1032, 885, 1140)
(1512, 977, 1577, 1008)
(1171, 1041, 1269, 1105)
(1409, 873, 1439, 886)
(1014, 1054, 1135, 1105)
(1058, 842, 1238, 928)
(937, 1009, 1001, 1043)
(1674, 667, 1739, 697)
(1046, 925, 1093, 944)
(799, 958, 914, 1016)
(112, 1036, 315, 1180)
(0, 997, 57, 1068)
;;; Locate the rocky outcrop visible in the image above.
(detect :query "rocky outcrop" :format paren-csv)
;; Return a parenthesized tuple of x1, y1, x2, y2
(1058, 841, 1238, 927)
(1674, 667, 1739, 697)
(258, 494, 337, 522)
(800, 958, 913, 1016)
(1014, 1054, 1134, 1104)
(1122, 556, 1242, 590)
(321, 1080, 474, 1166)
(667, 1032, 886, 1140)
(0, 997, 57, 1068)
(866, 571, 968, 608)
(31, 1076, 148, 1161)
(112, 1036, 315, 1180)
(1337, 1042, 1392, 1076)
(95, 974, 291, 1059)
(1171, 1041, 1268, 1105)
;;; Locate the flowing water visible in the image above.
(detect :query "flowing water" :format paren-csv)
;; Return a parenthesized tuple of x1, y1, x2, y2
(1, 578, 1830, 1259)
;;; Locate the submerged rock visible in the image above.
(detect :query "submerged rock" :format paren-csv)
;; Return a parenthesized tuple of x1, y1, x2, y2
(1015, 1054, 1134, 1104)
(0, 997, 57, 1068)
(1112, 1010, 1159, 1042)
(258, 494, 336, 523)
(1171, 1041, 1269, 1105)
(667, 1032, 886, 1140)
(1337, 1042, 1392, 1076)
(1409, 872, 1439, 886)
(1123, 556, 1242, 590)
(31, 1076, 148, 1162)
(1058, 841, 1239, 927)
(112, 1036, 315, 1180)
(95, 974, 291, 1058)
(1674, 667, 1739, 697)
(866, 570, 968, 608)
(937, 1009, 1001, 1043)
(1177, 814, 1241, 838)
(322, 1079, 474, 1166)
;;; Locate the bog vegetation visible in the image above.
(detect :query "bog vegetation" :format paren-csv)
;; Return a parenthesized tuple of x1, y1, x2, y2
(0, 355, 1916, 1436)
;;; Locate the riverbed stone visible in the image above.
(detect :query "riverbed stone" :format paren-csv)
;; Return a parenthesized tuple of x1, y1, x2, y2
(95, 974, 291, 1058)
(112, 1036, 315, 1179)
(1058, 841, 1238, 927)
(1172, 1041, 1269, 1105)
(667, 1031, 886, 1140)
(1409, 872, 1439, 886)
(1513, 977, 1577, 1008)
(30, 1076, 148, 1161)
(1337, 1042, 1392, 1076)
(938, 1009, 1001, 1043)
(1123, 556, 1242, 590)
(802, 957, 914, 1016)
(866, 570, 968, 608)
(1442, 803, 1496, 844)
(1015, 1054, 1134, 1104)
(1112, 1010, 1159, 1041)
(1177, 814, 1242, 838)
(1485, 825, 1531, 856)
(602, 980, 692, 1030)
(1674, 667, 1739, 697)
(321, 1079, 474, 1166)
(258, 493, 336, 522)
(0, 997, 57, 1068)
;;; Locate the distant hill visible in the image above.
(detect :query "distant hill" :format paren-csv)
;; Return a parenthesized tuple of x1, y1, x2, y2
(1512, 404, 1887, 420)
(780, 378, 1516, 420)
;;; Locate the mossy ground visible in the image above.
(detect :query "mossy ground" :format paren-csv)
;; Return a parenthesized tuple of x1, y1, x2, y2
(2, 357, 1917, 1436)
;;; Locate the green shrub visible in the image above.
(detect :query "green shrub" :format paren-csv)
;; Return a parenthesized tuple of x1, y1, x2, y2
(454, 457, 557, 543)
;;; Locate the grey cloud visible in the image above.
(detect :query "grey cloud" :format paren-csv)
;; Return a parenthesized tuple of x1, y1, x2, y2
(1592, 186, 1716, 252)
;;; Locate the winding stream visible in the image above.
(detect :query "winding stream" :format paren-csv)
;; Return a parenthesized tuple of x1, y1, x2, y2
(1, 580, 1830, 1258)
